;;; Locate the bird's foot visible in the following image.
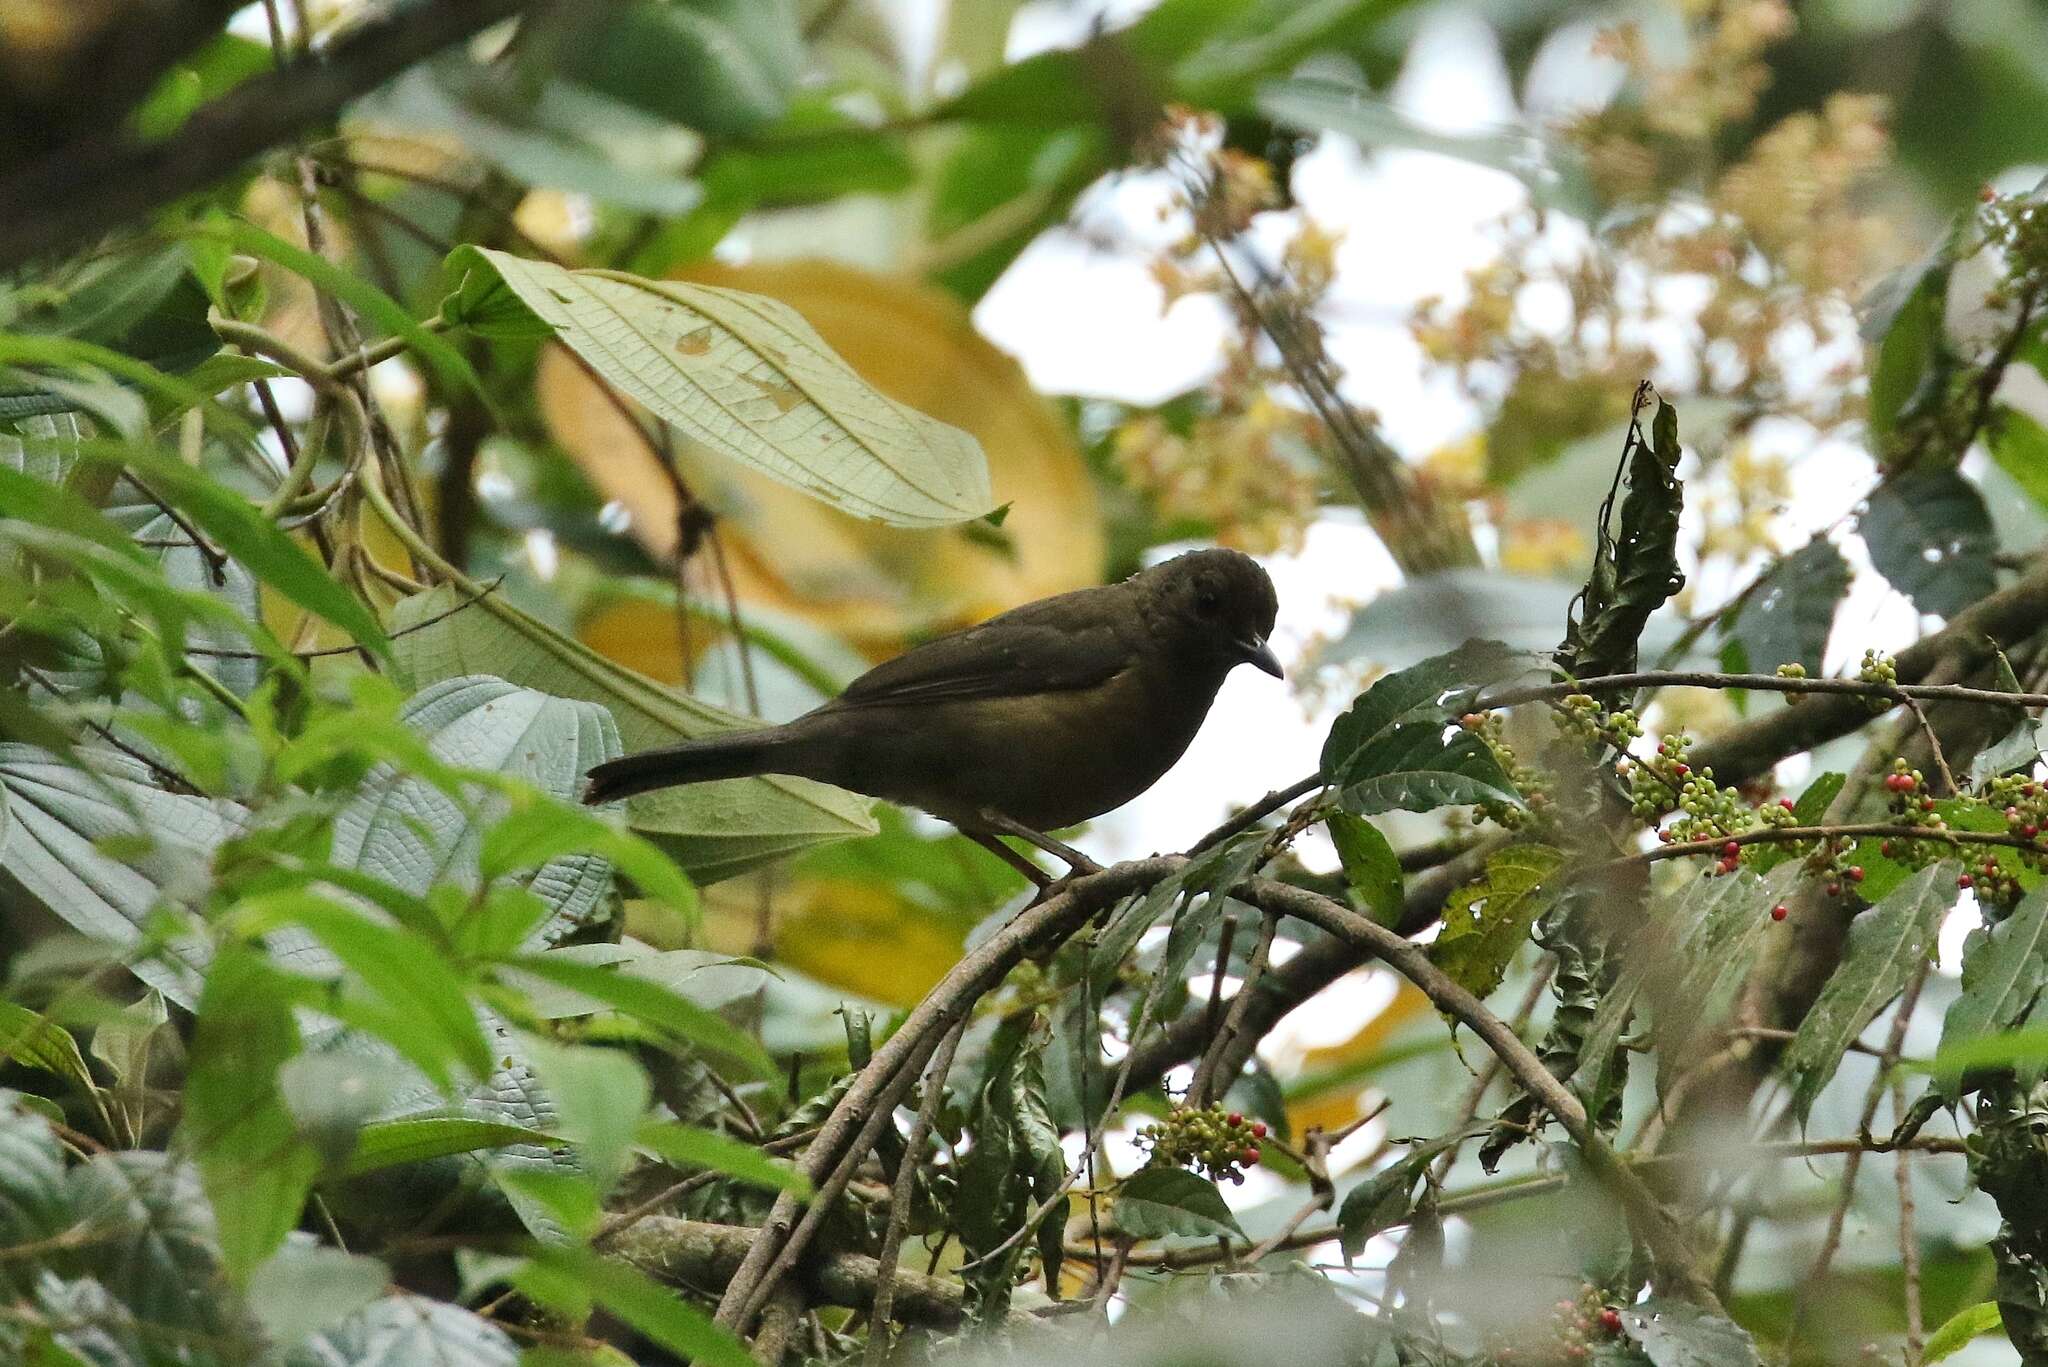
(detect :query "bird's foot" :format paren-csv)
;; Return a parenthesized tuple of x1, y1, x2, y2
(973, 809, 1102, 878)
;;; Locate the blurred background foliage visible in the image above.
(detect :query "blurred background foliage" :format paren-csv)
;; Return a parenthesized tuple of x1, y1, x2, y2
(3, 0, 2048, 1363)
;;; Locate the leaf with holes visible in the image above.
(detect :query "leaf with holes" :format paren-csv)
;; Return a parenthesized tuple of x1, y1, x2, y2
(1428, 846, 1564, 1002)
(1320, 639, 1529, 781)
(1862, 468, 1995, 617)
(443, 247, 993, 526)
(1620, 1298, 1764, 1367)
(1335, 722, 1521, 817)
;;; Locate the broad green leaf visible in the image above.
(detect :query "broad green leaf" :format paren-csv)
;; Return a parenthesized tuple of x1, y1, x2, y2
(443, 246, 994, 526)
(1864, 223, 1957, 446)
(1320, 639, 1527, 779)
(1259, 75, 1594, 215)
(1336, 1134, 1466, 1264)
(1969, 713, 2041, 786)
(0, 744, 240, 1007)
(0, 1001, 95, 1096)
(1936, 887, 2048, 1099)
(1556, 398, 1686, 679)
(503, 952, 774, 1079)
(636, 1120, 810, 1196)
(183, 946, 320, 1281)
(1784, 863, 1957, 1119)
(1620, 1298, 1764, 1366)
(0, 1090, 71, 1293)
(286, 1293, 519, 1367)
(558, 0, 800, 137)
(341, 1114, 565, 1178)
(1429, 845, 1564, 1002)
(520, 1036, 648, 1195)
(66, 1148, 257, 1347)
(516, 1247, 753, 1367)
(1337, 722, 1521, 817)
(478, 799, 695, 923)
(244, 891, 493, 1088)
(1724, 537, 1849, 675)
(248, 1244, 388, 1350)
(388, 584, 874, 883)
(1861, 468, 1996, 617)
(1990, 406, 2048, 510)
(328, 676, 622, 944)
(1111, 1166, 1245, 1241)
(1923, 1301, 2003, 1362)
(1653, 863, 1800, 1068)
(1327, 811, 1403, 926)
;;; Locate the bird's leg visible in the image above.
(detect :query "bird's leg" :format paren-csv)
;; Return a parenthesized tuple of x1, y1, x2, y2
(965, 828, 1053, 889)
(973, 810, 1102, 878)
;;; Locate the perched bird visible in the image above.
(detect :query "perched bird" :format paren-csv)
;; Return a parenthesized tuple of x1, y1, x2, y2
(583, 549, 1281, 872)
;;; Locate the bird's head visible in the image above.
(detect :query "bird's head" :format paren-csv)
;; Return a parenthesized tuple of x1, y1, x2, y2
(1141, 548, 1282, 679)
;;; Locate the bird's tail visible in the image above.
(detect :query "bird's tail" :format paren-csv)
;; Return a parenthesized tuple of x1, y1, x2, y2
(582, 727, 800, 805)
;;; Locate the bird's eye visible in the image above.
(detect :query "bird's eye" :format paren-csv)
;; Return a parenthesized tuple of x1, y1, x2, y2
(1195, 588, 1221, 616)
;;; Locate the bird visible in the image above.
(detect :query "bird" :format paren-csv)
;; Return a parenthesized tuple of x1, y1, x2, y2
(582, 548, 1282, 880)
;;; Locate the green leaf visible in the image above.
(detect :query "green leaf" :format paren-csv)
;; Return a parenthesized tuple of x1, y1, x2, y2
(247, 1244, 388, 1350)
(84, 445, 389, 659)
(1258, 75, 1594, 215)
(1794, 771, 1846, 824)
(388, 584, 874, 883)
(1989, 406, 2048, 511)
(1429, 846, 1565, 1002)
(558, 0, 800, 137)
(1320, 639, 1528, 780)
(1556, 397, 1686, 679)
(1336, 723, 1521, 816)
(1327, 812, 1403, 925)
(635, 1120, 810, 1196)
(1970, 714, 2042, 786)
(503, 952, 774, 1079)
(195, 219, 482, 401)
(1335, 1134, 1465, 1264)
(479, 799, 695, 922)
(183, 946, 321, 1281)
(1865, 224, 1957, 446)
(342, 1114, 564, 1178)
(520, 1036, 648, 1195)
(1935, 886, 2048, 1099)
(1724, 537, 1850, 675)
(0, 1001, 96, 1096)
(0, 744, 240, 1007)
(1111, 1166, 1245, 1241)
(516, 1247, 753, 1367)
(287, 1292, 518, 1367)
(243, 891, 494, 1088)
(1862, 468, 1996, 617)
(1619, 1298, 1764, 1366)
(1923, 1300, 2003, 1362)
(330, 676, 623, 944)
(442, 246, 994, 526)
(1784, 863, 1958, 1119)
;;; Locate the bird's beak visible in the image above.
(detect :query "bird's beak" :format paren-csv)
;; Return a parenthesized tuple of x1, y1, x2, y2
(1240, 635, 1284, 678)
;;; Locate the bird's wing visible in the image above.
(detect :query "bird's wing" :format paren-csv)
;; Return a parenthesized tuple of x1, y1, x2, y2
(833, 587, 1130, 707)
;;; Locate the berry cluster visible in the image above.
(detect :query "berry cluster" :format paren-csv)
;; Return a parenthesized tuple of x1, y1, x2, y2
(1460, 711, 1552, 832)
(1973, 773, 2048, 905)
(1775, 660, 1809, 702)
(1634, 733, 1781, 858)
(1488, 1283, 1628, 1364)
(1856, 649, 1898, 713)
(1554, 693, 1644, 752)
(1136, 1103, 1266, 1184)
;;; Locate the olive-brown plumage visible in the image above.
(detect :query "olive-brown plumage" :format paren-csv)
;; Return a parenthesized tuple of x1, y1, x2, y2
(581, 548, 1280, 833)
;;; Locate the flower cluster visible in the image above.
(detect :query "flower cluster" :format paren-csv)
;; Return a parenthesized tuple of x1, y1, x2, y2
(1136, 1103, 1266, 1184)
(1487, 1282, 1628, 1364)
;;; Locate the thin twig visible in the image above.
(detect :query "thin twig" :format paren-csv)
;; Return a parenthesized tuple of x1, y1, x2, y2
(1894, 1075, 1925, 1367)
(866, 1018, 969, 1366)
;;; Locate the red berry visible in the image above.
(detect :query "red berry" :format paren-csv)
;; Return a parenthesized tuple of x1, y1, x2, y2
(1826, 882, 1842, 897)
(1847, 866, 1865, 883)
(1227, 1112, 1243, 1126)
(1674, 764, 1690, 776)
(2026, 825, 2040, 839)
(1600, 1308, 1624, 1334)
(1657, 743, 1669, 756)
(1251, 1122, 1267, 1138)
(1780, 798, 1796, 810)
(1719, 856, 1739, 874)
(1771, 904, 1788, 921)
(1240, 1147, 1260, 1166)
(1960, 874, 1975, 889)
(1880, 841, 1895, 857)
(1922, 797, 1937, 811)
(1722, 841, 1740, 857)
